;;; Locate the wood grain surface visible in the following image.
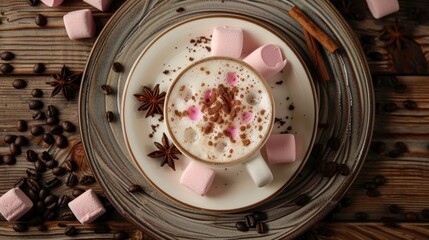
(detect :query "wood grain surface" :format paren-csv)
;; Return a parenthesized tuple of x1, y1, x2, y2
(0, 0, 428, 239)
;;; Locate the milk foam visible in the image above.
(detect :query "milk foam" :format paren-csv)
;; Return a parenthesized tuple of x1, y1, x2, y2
(166, 58, 273, 164)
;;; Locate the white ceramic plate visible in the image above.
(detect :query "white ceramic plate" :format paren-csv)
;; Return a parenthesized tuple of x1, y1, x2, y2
(121, 15, 317, 212)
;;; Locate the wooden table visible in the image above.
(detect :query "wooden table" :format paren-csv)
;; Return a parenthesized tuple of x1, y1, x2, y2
(0, 0, 428, 239)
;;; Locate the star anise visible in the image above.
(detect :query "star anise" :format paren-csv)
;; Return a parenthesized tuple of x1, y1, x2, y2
(134, 84, 166, 118)
(46, 65, 82, 101)
(148, 133, 181, 171)
(380, 19, 412, 50)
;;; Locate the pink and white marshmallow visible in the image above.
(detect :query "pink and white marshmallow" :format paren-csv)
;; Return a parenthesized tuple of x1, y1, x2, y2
(0, 188, 33, 222)
(211, 26, 243, 59)
(68, 189, 106, 224)
(187, 106, 202, 121)
(243, 44, 287, 79)
(266, 134, 296, 164)
(83, 0, 113, 12)
(63, 9, 96, 40)
(366, 0, 399, 19)
(41, 0, 64, 7)
(180, 162, 215, 196)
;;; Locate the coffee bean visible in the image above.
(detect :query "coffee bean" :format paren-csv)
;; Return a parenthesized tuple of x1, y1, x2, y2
(106, 111, 114, 122)
(46, 116, 59, 126)
(39, 135, 52, 147)
(47, 105, 58, 117)
(61, 211, 76, 220)
(176, 7, 185, 12)
(10, 142, 21, 156)
(32, 110, 45, 120)
(66, 173, 78, 187)
(327, 137, 341, 150)
(44, 195, 58, 209)
(14, 177, 27, 189)
(244, 214, 256, 228)
(4, 134, 17, 144)
(421, 209, 429, 219)
(403, 100, 417, 110)
(26, 188, 38, 202)
(295, 194, 311, 206)
(112, 62, 123, 72)
(33, 63, 45, 74)
(58, 195, 70, 208)
(253, 211, 267, 222)
(388, 149, 401, 158)
(45, 177, 60, 189)
(256, 222, 267, 234)
(80, 175, 96, 185)
(29, 100, 43, 110)
(374, 175, 386, 186)
(27, 178, 40, 192)
(101, 84, 113, 95)
(1, 51, 15, 60)
(35, 14, 47, 26)
(17, 120, 28, 132)
(43, 209, 56, 220)
(37, 224, 47, 232)
(38, 188, 50, 200)
(52, 166, 66, 176)
(64, 159, 77, 172)
(15, 135, 28, 146)
(31, 88, 43, 98)
(370, 141, 386, 153)
(395, 142, 408, 153)
(235, 221, 248, 232)
(65, 226, 78, 236)
(13, 223, 28, 232)
(4, 154, 16, 165)
(30, 125, 44, 136)
(338, 164, 350, 176)
(355, 212, 368, 220)
(394, 83, 407, 93)
(321, 161, 338, 177)
(45, 159, 58, 169)
(55, 135, 68, 148)
(388, 204, 401, 214)
(26, 168, 39, 179)
(0, 63, 14, 74)
(367, 189, 380, 197)
(35, 201, 46, 213)
(40, 151, 52, 160)
(13, 79, 27, 89)
(404, 212, 418, 221)
(128, 184, 143, 193)
(93, 224, 110, 234)
(35, 159, 46, 173)
(383, 103, 398, 113)
(381, 217, 399, 227)
(72, 188, 84, 197)
(27, 0, 40, 6)
(61, 121, 76, 132)
(364, 182, 376, 191)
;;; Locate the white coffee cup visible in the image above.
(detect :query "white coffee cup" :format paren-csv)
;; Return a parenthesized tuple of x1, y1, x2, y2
(165, 56, 274, 187)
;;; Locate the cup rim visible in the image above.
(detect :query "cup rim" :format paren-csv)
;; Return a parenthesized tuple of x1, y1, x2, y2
(164, 56, 275, 167)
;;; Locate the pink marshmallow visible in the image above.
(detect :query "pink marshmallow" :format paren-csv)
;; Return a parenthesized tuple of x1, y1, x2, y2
(243, 44, 287, 79)
(240, 111, 253, 124)
(41, 0, 64, 7)
(366, 0, 399, 19)
(83, 0, 113, 12)
(211, 26, 243, 58)
(227, 126, 238, 141)
(0, 188, 33, 222)
(63, 9, 96, 40)
(204, 90, 213, 103)
(180, 162, 215, 196)
(68, 189, 106, 224)
(187, 105, 202, 121)
(226, 72, 239, 86)
(266, 134, 296, 164)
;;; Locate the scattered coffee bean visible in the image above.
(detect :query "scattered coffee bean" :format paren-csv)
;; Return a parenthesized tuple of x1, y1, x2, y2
(35, 14, 47, 26)
(43, 133, 55, 145)
(4, 134, 17, 144)
(39, 188, 50, 200)
(256, 222, 267, 234)
(29, 100, 43, 110)
(244, 214, 256, 228)
(61, 211, 76, 220)
(405, 212, 418, 221)
(370, 141, 386, 153)
(50, 125, 64, 135)
(10, 142, 21, 156)
(383, 102, 398, 113)
(72, 188, 84, 197)
(30, 125, 44, 136)
(367, 189, 380, 197)
(26, 168, 39, 179)
(35, 159, 46, 173)
(27, 0, 40, 6)
(15, 135, 28, 146)
(31, 88, 43, 98)
(45, 177, 60, 189)
(106, 111, 114, 122)
(58, 195, 70, 208)
(47, 105, 59, 117)
(381, 216, 399, 227)
(61, 121, 76, 132)
(388, 149, 401, 158)
(52, 166, 66, 176)
(66, 173, 78, 187)
(113, 231, 129, 240)
(64, 159, 77, 172)
(321, 161, 338, 177)
(327, 137, 341, 150)
(65, 226, 78, 236)
(32, 110, 45, 120)
(112, 62, 123, 72)
(338, 164, 350, 176)
(394, 83, 407, 93)
(421, 209, 429, 219)
(43, 209, 56, 220)
(44, 195, 58, 209)
(33, 63, 45, 74)
(365, 182, 377, 191)
(17, 120, 28, 132)
(4, 154, 16, 165)
(374, 175, 386, 186)
(395, 142, 408, 153)
(40, 151, 52, 160)
(388, 204, 401, 214)
(27, 178, 40, 192)
(355, 212, 368, 220)
(12, 79, 27, 89)
(13, 223, 28, 232)
(295, 194, 311, 206)
(93, 224, 110, 234)
(46, 116, 59, 125)
(176, 7, 185, 12)
(403, 100, 417, 110)
(253, 211, 267, 222)
(55, 135, 68, 148)
(1, 51, 15, 60)
(36, 200, 46, 213)
(0, 63, 14, 74)
(14, 177, 27, 189)
(80, 175, 96, 185)
(128, 184, 142, 193)
(45, 159, 58, 169)
(235, 222, 248, 232)
(101, 84, 113, 95)
(37, 224, 48, 232)
(26, 188, 38, 202)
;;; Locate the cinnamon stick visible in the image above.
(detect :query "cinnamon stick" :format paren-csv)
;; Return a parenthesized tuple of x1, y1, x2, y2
(289, 6, 339, 53)
(303, 30, 330, 82)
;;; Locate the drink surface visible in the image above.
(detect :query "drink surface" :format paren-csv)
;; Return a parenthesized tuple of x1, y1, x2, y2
(166, 57, 273, 165)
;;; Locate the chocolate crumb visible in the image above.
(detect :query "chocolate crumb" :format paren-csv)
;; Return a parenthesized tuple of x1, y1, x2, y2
(275, 80, 283, 85)
(289, 104, 295, 110)
(176, 7, 185, 12)
(163, 70, 170, 75)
